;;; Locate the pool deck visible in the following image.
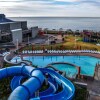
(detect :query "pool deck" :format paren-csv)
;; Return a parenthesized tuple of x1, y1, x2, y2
(75, 79, 100, 100)
(20, 52, 100, 59)
(75, 63, 100, 100)
(88, 80, 100, 99)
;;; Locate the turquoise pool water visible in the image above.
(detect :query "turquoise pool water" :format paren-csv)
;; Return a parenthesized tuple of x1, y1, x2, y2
(51, 63, 78, 78)
(11, 56, 100, 76)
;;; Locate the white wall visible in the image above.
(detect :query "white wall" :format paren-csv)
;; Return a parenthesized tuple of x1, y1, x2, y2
(11, 29, 22, 45)
(32, 26, 38, 38)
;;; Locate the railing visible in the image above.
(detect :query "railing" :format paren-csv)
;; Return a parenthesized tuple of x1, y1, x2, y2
(21, 50, 100, 54)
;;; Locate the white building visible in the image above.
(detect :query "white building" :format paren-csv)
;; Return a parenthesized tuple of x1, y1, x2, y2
(0, 14, 39, 45)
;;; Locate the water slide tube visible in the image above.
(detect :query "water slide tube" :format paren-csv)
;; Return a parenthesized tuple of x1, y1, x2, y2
(10, 67, 75, 100)
(0, 65, 44, 100)
(33, 68, 75, 100)
(11, 76, 58, 97)
(0, 65, 75, 100)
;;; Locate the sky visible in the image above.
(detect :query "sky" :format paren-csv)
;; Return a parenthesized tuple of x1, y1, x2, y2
(0, 0, 100, 17)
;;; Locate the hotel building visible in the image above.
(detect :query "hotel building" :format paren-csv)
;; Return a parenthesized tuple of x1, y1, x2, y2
(0, 14, 39, 45)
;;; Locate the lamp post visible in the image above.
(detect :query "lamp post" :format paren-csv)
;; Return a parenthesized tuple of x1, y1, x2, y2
(48, 36, 49, 45)
(45, 28, 49, 45)
(44, 28, 48, 34)
(16, 39, 18, 51)
(28, 34, 29, 44)
(74, 35, 77, 49)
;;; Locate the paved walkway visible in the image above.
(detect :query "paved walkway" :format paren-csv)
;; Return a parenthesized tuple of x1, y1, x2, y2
(87, 80, 100, 100)
(95, 64, 100, 80)
(88, 95, 100, 100)
(98, 68, 100, 80)
(75, 79, 100, 100)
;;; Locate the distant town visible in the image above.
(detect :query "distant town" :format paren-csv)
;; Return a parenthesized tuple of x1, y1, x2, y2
(0, 14, 100, 50)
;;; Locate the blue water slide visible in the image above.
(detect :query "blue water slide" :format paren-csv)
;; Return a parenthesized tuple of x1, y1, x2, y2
(0, 65, 75, 100)
(10, 76, 25, 90)
(35, 68, 75, 100)
(0, 65, 44, 100)
(11, 76, 58, 97)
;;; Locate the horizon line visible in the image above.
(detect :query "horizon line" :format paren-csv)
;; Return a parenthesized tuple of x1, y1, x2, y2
(8, 16, 100, 18)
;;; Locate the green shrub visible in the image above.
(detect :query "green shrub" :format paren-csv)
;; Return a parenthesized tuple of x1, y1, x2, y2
(74, 84, 88, 100)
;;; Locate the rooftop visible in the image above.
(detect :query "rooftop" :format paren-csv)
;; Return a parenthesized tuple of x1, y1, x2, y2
(0, 14, 14, 23)
(11, 29, 22, 32)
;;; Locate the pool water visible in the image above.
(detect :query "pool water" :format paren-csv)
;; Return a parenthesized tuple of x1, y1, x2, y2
(51, 64, 78, 78)
(11, 56, 100, 76)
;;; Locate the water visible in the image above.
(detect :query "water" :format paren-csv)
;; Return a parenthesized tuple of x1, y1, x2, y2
(9, 17, 100, 31)
(51, 64, 78, 78)
(11, 56, 100, 76)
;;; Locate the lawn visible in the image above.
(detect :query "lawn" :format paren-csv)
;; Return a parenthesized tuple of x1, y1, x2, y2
(19, 35, 100, 51)
(63, 35, 100, 51)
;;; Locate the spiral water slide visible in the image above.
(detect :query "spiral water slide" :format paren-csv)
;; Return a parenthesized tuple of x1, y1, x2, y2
(0, 65, 75, 100)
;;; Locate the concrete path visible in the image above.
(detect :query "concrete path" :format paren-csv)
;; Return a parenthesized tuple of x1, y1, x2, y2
(87, 80, 100, 100)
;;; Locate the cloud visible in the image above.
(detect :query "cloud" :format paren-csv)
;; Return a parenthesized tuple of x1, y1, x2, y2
(79, 0, 100, 7)
(55, 0, 80, 2)
(0, 0, 100, 17)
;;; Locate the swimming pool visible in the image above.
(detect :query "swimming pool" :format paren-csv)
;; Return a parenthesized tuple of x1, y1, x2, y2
(11, 56, 100, 76)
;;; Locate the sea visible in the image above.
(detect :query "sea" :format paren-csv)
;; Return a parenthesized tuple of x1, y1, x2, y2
(9, 17, 100, 31)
